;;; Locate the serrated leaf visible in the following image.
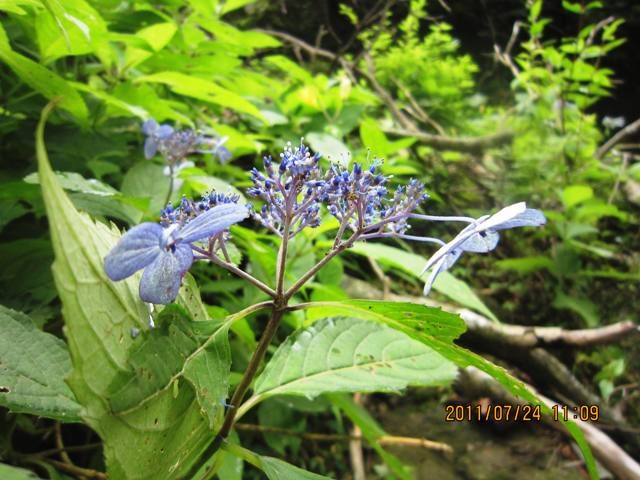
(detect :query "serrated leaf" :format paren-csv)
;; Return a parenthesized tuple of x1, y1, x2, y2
(0, 305, 81, 422)
(252, 317, 456, 401)
(108, 305, 232, 428)
(349, 242, 498, 321)
(294, 300, 598, 479)
(36, 103, 222, 478)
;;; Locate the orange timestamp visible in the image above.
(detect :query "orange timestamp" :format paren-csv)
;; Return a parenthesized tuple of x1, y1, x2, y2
(445, 403, 542, 422)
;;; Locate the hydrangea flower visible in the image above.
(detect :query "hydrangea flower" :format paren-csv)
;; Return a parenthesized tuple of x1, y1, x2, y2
(248, 141, 324, 236)
(142, 119, 174, 159)
(104, 203, 248, 304)
(420, 202, 546, 294)
(142, 118, 232, 164)
(321, 162, 427, 235)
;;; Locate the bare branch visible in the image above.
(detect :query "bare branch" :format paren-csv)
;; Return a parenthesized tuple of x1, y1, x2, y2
(596, 117, 640, 159)
(384, 127, 513, 153)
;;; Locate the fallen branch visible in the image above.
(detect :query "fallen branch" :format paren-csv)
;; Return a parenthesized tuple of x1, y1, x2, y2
(458, 367, 640, 480)
(459, 308, 639, 348)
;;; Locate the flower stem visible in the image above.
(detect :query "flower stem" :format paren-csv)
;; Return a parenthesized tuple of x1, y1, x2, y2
(208, 254, 277, 297)
(208, 307, 284, 450)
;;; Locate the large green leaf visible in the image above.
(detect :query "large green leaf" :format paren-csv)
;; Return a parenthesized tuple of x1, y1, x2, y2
(0, 305, 81, 422)
(0, 25, 88, 124)
(251, 317, 456, 402)
(35, 103, 250, 478)
(350, 242, 498, 321)
(108, 304, 252, 428)
(136, 72, 265, 121)
(294, 300, 598, 479)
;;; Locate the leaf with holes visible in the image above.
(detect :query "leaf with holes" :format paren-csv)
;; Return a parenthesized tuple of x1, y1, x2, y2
(251, 317, 456, 402)
(0, 305, 81, 422)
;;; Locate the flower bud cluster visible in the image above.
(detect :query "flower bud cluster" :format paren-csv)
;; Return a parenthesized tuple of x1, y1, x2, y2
(160, 192, 242, 227)
(247, 141, 324, 236)
(321, 163, 427, 234)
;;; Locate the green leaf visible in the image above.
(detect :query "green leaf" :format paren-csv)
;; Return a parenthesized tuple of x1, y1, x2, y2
(0, 305, 82, 422)
(24, 171, 145, 224)
(306, 132, 350, 165)
(0, 463, 42, 479)
(224, 444, 332, 480)
(251, 317, 456, 402)
(36, 103, 225, 478)
(35, 0, 109, 64)
(125, 22, 177, 68)
(136, 72, 265, 121)
(120, 162, 171, 216)
(292, 300, 598, 479)
(553, 292, 599, 327)
(260, 457, 332, 480)
(0, 25, 88, 124)
(349, 242, 498, 321)
(561, 185, 593, 209)
(329, 393, 412, 479)
(107, 305, 232, 428)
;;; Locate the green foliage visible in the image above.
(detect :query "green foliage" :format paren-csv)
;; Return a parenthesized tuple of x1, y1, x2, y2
(0, 305, 81, 422)
(1, 0, 635, 478)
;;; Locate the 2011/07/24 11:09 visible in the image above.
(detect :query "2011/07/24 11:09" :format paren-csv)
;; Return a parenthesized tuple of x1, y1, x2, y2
(444, 404, 600, 422)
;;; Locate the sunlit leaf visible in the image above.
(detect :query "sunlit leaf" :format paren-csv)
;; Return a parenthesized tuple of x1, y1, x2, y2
(292, 299, 598, 478)
(251, 317, 456, 401)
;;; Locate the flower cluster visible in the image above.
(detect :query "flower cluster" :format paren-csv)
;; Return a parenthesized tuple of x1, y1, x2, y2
(321, 163, 427, 235)
(247, 141, 324, 237)
(142, 118, 231, 165)
(247, 141, 428, 240)
(104, 137, 546, 310)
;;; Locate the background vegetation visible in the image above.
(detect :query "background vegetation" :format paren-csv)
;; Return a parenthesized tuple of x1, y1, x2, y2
(0, 0, 638, 478)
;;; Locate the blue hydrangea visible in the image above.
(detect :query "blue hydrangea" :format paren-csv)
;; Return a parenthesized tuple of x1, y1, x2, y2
(248, 141, 324, 236)
(104, 203, 248, 304)
(321, 162, 427, 235)
(142, 118, 231, 164)
(420, 202, 546, 294)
